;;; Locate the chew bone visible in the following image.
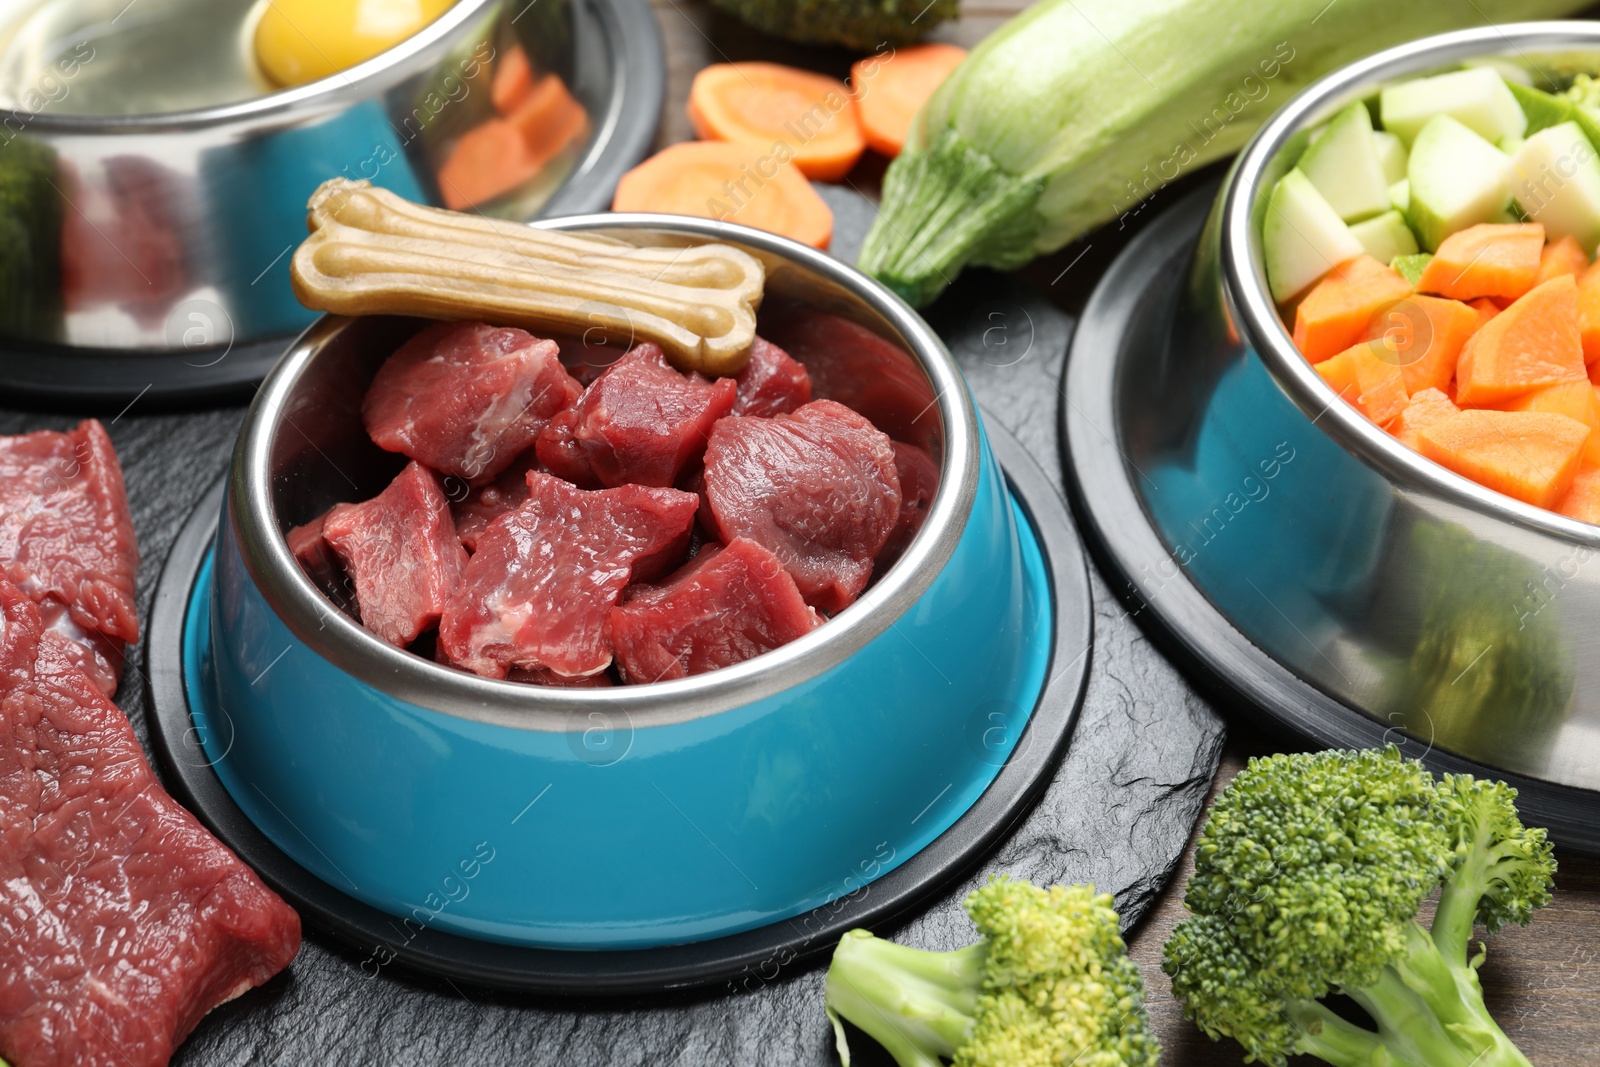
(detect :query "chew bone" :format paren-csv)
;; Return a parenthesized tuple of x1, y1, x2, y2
(289, 179, 765, 374)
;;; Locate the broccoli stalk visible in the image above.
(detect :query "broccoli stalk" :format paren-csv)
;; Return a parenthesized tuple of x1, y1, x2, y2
(824, 877, 1159, 1067)
(1162, 747, 1555, 1067)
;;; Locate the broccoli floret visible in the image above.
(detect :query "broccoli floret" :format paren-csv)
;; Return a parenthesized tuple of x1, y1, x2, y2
(706, 0, 958, 52)
(823, 877, 1159, 1067)
(1162, 746, 1555, 1067)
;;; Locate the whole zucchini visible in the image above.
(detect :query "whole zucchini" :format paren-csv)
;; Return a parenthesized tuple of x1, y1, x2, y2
(859, 0, 1593, 307)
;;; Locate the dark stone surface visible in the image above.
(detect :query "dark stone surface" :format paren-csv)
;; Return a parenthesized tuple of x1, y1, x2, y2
(0, 186, 1225, 1063)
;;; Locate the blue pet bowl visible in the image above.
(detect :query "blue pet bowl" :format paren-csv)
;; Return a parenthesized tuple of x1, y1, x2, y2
(189, 215, 1054, 949)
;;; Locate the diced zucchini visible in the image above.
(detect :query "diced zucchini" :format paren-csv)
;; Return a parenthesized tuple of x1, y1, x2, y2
(1405, 115, 1513, 251)
(1380, 67, 1527, 147)
(1390, 252, 1433, 287)
(1349, 210, 1419, 264)
(1389, 179, 1410, 212)
(1508, 81, 1577, 136)
(1296, 101, 1392, 223)
(1263, 169, 1364, 303)
(1372, 131, 1408, 185)
(1498, 134, 1525, 154)
(1510, 120, 1600, 253)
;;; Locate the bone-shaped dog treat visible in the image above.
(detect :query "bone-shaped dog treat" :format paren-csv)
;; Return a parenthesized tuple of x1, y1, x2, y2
(289, 179, 765, 375)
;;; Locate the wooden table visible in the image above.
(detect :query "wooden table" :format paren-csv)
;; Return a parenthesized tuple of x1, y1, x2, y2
(646, 3, 1600, 1064)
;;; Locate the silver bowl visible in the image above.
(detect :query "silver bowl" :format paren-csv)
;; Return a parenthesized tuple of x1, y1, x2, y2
(1118, 23, 1600, 791)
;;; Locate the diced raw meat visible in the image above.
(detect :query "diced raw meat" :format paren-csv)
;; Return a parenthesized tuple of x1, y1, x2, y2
(609, 538, 822, 683)
(536, 343, 737, 489)
(322, 462, 469, 647)
(451, 450, 542, 551)
(876, 442, 941, 571)
(286, 508, 358, 615)
(550, 331, 626, 385)
(757, 301, 939, 454)
(508, 666, 617, 688)
(0, 580, 300, 1067)
(363, 322, 581, 483)
(0, 419, 139, 646)
(439, 472, 697, 678)
(703, 400, 902, 614)
(534, 408, 599, 488)
(732, 336, 811, 417)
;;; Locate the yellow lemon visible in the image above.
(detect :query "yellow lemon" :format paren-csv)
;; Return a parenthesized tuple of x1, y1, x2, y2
(254, 0, 454, 88)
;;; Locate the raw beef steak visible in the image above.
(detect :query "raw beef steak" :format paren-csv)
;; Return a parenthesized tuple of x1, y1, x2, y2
(450, 450, 541, 551)
(35, 597, 123, 697)
(323, 462, 468, 647)
(704, 400, 902, 614)
(363, 322, 581, 483)
(877, 441, 941, 571)
(609, 538, 821, 683)
(536, 343, 737, 488)
(0, 581, 300, 1067)
(732, 336, 811, 417)
(439, 472, 697, 678)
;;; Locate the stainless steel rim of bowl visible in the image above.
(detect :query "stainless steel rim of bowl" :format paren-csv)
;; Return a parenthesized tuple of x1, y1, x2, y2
(1226, 20, 1600, 548)
(229, 213, 982, 730)
(0, 0, 500, 129)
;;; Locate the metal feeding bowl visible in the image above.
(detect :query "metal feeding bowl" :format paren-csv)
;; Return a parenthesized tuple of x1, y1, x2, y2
(1099, 24, 1600, 802)
(184, 215, 1057, 950)
(0, 0, 662, 401)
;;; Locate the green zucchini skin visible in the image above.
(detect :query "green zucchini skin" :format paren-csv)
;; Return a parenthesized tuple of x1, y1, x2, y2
(859, 0, 1593, 307)
(707, 0, 959, 52)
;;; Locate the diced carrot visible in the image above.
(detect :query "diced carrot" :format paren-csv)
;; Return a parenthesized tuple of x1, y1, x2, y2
(492, 45, 535, 115)
(1578, 260, 1600, 364)
(1291, 255, 1413, 364)
(1454, 275, 1587, 406)
(1417, 409, 1589, 508)
(1390, 387, 1460, 450)
(850, 44, 967, 158)
(437, 119, 540, 212)
(1536, 234, 1590, 286)
(1558, 465, 1600, 523)
(1499, 380, 1600, 465)
(1315, 341, 1409, 426)
(687, 63, 865, 182)
(1361, 295, 1481, 395)
(1416, 223, 1545, 301)
(1469, 297, 1500, 329)
(508, 74, 588, 166)
(612, 140, 833, 250)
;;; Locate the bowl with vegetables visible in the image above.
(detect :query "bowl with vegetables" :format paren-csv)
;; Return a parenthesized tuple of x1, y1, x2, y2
(186, 185, 1057, 949)
(1113, 23, 1600, 793)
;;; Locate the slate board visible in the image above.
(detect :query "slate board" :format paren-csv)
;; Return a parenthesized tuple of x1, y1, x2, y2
(0, 184, 1226, 1065)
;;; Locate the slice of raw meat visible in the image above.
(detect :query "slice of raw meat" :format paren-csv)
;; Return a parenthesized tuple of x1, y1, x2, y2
(536, 343, 737, 489)
(732, 336, 811, 417)
(322, 462, 468, 647)
(0, 419, 139, 646)
(704, 400, 902, 614)
(609, 538, 822, 683)
(451, 450, 542, 551)
(876, 441, 941, 571)
(363, 322, 581, 483)
(439, 472, 697, 678)
(36, 596, 123, 697)
(0, 580, 300, 1067)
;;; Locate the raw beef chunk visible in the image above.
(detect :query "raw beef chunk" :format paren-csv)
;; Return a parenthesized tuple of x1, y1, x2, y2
(363, 322, 581, 483)
(732, 336, 811, 417)
(508, 666, 616, 688)
(0, 580, 300, 1067)
(0, 419, 138, 646)
(536, 343, 737, 488)
(323, 462, 468, 647)
(439, 472, 697, 678)
(704, 400, 902, 614)
(451, 450, 541, 551)
(609, 538, 821, 683)
(876, 442, 941, 570)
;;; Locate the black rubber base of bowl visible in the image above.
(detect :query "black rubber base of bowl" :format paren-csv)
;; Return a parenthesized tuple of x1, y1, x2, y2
(1060, 181, 1600, 855)
(143, 419, 1093, 995)
(0, 0, 664, 413)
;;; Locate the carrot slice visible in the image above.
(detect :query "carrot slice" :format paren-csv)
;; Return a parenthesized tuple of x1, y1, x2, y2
(492, 45, 534, 115)
(1558, 465, 1600, 523)
(1361, 295, 1481, 395)
(1418, 408, 1589, 508)
(850, 44, 967, 158)
(1291, 256, 1413, 365)
(1498, 380, 1600, 465)
(437, 120, 539, 212)
(1536, 234, 1590, 286)
(508, 74, 588, 166)
(1416, 223, 1545, 302)
(1454, 275, 1586, 406)
(1578, 260, 1600, 364)
(1315, 341, 1409, 426)
(1390, 387, 1460, 450)
(612, 141, 833, 250)
(687, 63, 865, 182)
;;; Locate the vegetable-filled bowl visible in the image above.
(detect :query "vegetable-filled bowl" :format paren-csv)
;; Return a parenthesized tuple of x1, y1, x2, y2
(189, 212, 1054, 949)
(1142, 22, 1600, 789)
